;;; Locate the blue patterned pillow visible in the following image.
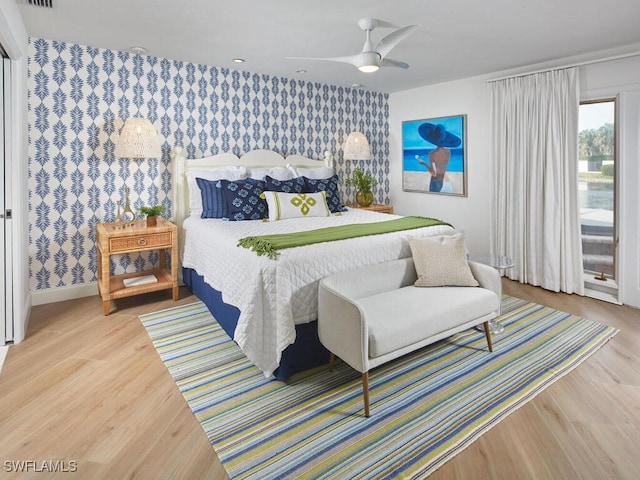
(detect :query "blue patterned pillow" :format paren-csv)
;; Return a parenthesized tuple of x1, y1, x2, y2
(303, 175, 345, 213)
(264, 175, 305, 193)
(217, 178, 267, 221)
(196, 177, 226, 218)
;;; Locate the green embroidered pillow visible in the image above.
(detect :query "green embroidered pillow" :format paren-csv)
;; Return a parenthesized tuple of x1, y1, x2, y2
(261, 191, 331, 221)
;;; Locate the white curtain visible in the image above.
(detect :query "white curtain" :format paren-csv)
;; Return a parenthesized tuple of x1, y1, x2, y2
(490, 67, 584, 294)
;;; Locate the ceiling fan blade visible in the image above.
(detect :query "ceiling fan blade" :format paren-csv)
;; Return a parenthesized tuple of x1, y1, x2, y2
(371, 19, 397, 29)
(380, 58, 410, 69)
(286, 55, 359, 66)
(375, 24, 419, 59)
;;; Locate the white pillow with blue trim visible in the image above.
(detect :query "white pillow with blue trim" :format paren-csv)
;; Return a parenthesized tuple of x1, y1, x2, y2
(261, 191, 331, 222)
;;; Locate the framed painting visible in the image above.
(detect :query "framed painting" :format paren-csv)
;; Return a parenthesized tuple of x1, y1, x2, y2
(402, 114, 467, 196)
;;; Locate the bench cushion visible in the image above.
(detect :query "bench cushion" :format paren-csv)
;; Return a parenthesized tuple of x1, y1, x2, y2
(358, 286, 499, 358)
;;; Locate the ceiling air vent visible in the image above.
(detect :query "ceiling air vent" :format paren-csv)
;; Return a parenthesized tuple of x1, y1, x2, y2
(26, 0, 54, 8)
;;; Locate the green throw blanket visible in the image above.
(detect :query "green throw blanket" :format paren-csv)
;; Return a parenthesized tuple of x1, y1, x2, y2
(237, 216, 452, 259)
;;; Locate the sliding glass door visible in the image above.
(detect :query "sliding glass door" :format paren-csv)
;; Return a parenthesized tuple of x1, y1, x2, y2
(578, 99, 617, 287)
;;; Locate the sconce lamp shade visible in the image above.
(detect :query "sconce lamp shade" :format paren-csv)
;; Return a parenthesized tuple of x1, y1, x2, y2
(343, 132, 371, 161)
(117, 117, 161, 159)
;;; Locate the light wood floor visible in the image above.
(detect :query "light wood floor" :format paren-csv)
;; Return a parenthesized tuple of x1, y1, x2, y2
(1, 281, 639, 479)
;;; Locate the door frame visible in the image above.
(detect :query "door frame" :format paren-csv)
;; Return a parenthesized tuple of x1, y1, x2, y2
(1, 54, 13, 344)
(0, 54, 13, 346)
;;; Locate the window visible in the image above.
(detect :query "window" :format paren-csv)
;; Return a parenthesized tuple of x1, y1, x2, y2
(578, 99, 616, 280)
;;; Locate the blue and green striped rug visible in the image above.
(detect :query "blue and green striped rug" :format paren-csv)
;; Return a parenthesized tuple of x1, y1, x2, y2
(140, 296, 617, 479)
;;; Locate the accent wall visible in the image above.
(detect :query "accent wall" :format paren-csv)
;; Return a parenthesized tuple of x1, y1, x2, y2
(27, 37, 390, 295)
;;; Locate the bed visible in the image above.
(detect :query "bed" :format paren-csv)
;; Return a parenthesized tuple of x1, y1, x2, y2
(171, 147, 454, 379)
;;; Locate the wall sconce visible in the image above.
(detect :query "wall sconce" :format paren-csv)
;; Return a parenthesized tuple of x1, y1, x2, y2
(343, 132, 371, 161)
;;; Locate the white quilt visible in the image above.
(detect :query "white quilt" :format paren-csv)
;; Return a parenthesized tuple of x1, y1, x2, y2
(181, 209, 454, 377)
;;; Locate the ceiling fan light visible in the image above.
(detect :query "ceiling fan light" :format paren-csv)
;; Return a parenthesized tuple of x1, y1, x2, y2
(358, 64, 380, 73)
(355, 51, 381, 73)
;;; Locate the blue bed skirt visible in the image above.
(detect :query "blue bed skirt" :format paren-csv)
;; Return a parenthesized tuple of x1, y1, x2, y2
(182, 267, 330, 380)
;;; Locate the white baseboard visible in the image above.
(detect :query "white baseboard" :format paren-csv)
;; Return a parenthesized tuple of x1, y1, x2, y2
(31, 282, 99, 306)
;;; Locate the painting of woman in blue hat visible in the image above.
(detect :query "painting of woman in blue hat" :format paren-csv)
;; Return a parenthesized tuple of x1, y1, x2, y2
(402, 115, 466, 195)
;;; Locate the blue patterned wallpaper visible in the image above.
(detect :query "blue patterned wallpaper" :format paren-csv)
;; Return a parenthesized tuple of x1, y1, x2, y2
(27, 38, 390, 291)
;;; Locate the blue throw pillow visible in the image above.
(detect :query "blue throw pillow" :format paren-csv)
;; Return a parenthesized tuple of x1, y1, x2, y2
(264, 175, 305, 193)
(196, 177, 226, 218)
(217, 178, 267, 221)
(303, 175, 346, 213)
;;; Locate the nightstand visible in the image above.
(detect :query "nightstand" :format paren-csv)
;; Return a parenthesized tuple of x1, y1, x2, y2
(346, 203, 394, 214)
(96, 218, 179, 315)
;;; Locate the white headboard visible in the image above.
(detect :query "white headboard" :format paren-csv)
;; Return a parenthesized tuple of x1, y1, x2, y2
(170, 147, 333, 229)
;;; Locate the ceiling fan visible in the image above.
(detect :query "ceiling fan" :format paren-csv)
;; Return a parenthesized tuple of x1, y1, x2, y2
(287, 18, 419, 73)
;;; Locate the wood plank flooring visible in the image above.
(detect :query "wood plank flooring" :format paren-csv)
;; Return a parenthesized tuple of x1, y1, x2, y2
(0, 281, 638, 479)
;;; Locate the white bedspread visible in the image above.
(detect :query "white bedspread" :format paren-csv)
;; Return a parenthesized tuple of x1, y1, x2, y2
(181, 209, 454, 377)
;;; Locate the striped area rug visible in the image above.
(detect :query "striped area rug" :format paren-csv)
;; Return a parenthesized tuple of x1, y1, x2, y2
(140, 296, 617, 479)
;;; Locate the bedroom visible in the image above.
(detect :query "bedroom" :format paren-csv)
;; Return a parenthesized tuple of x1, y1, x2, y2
(1, 0, 640, 478)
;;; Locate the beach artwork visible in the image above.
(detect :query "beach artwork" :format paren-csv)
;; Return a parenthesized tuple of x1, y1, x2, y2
(402, 115, 467, 196)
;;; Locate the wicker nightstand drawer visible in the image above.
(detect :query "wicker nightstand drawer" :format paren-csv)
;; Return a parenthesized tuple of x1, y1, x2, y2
(109, 232, 172, 252)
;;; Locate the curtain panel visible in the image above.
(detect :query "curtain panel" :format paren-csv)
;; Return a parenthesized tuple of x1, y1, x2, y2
(490, 67, 584, 294)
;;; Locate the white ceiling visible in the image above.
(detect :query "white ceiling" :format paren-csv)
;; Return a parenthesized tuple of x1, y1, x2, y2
(16, 0, 640, 93)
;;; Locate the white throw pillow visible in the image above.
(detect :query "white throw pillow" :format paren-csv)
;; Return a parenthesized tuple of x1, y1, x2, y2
(261, 191, 331, 222)
(247, 166, 296, 181)
(408, 233, 479, 287)
(289, 166, 334, 179)
(186, 167, 247, 216)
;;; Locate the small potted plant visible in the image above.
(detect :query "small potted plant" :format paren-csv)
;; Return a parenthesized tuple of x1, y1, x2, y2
(344, 167, 377, 207)
(139, 205, 164, 227)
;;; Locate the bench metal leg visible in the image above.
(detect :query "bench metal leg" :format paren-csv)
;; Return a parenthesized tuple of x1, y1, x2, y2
(483, 321, 493, 352)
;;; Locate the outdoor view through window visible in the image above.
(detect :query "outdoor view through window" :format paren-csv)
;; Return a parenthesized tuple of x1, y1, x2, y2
(578, 100, 616, 280)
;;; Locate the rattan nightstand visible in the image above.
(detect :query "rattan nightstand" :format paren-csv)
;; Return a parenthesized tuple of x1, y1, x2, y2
(96, 218, 179, 315)
(345, 203, 394, 214)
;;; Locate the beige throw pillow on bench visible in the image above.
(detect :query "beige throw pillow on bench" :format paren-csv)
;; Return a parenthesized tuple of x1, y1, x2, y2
(408, 233, 479, 287)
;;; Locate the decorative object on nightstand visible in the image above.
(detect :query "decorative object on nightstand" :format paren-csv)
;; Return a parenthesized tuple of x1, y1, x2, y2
(112, 189, 136, 229)
(121, 187, 136, 224)
(96, 218, 178, 315)
(344, 167, 377, 207)
(115, 200, 123, 223)
(138, 204, 165, 227)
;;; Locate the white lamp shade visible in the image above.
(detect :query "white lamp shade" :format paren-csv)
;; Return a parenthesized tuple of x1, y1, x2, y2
(117, 117, 161, 159)
(343, 132, 371, 160)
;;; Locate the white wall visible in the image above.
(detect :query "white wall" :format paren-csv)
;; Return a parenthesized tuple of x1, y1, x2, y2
(0, 0, 30, 342)
(389, 76, 491, 255)
(389, 54, 640, 307)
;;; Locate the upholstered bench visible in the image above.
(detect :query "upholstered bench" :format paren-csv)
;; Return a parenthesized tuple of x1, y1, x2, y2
(318, 238, 501, 417)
